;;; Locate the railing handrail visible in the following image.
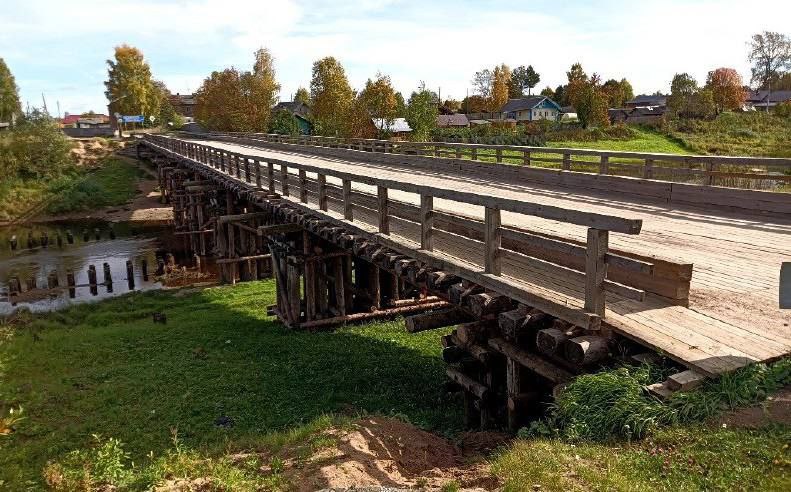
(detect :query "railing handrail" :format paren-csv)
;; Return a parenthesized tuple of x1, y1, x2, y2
(147, 134, 642, 235)
(206, 131, 791, 168)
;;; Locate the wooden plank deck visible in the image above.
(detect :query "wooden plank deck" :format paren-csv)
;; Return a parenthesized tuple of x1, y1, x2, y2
(182, 137, 791, 376)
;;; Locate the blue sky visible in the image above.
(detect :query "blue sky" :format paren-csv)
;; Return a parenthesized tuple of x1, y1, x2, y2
(2, 0, 790, 116)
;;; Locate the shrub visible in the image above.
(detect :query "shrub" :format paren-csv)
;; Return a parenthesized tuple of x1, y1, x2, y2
(0, 110, 74, 178)
(775, 101, 791, 118)
(430, 124, 546, 146)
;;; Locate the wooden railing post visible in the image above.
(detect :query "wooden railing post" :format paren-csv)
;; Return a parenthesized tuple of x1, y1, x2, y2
(455, 147, 462, 159)
(255, 160, 262, 187)
(496, 148, 503, 163)
(562, 152, 571, 171)
(377, 186, 389, 234)
(267, 162, 275, 192)
(599, 155, 610, 174)
(471, 147, 478, 160)
(523, 150, 531, 166)
(299, 169, 307, 203)
(281, 163, 289, 196)
(584, 228, 609, 317)
(318, 173, 327, 211)
(705, 162, 715, 185)
(234, 154, 241, 178)
(484, 206, 501, 275)
(420, 194, 434, 251)
(244, 156, 251, 182)
(343, 179, 353, 220)
(643, 158, 654, 179)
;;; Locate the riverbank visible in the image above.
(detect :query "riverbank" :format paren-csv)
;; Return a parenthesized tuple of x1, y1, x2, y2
(0, 154, 172, 227)
(1, 282, 787, 490)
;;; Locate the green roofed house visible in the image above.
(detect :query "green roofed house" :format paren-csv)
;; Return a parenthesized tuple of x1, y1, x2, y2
(501, 96, 562, 122)
(272, 100, 312, 134)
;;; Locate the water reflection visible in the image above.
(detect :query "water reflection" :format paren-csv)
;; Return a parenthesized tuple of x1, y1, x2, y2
(0, 220, 189, 314)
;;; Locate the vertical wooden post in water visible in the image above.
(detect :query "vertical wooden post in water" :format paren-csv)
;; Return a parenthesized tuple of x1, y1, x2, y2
(88, 265, 98, 296)
(126, 260, 135, 290)
(141, 259, 149, 281)
(67, 270, 76, 298)
(103, 263, 113, 293)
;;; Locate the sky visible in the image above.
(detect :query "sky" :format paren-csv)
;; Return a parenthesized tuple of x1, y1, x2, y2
(2, 0, 790, 116)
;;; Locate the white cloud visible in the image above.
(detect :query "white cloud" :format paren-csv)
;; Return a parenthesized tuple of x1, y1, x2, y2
(3, 0, 791, 113)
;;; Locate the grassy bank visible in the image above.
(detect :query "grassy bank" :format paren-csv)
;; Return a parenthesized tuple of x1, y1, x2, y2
(1, 282, 788, 490)
(0, 157, 144, 221)
(547, 127, 690, 154)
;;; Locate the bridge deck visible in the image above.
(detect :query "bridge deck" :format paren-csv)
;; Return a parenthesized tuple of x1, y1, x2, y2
(184, 137, 791, 376)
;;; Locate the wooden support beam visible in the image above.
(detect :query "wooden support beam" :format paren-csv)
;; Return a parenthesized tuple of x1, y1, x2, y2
(565, 336, 610, 365)
(446, 367, 490, 402)
(404, 307, 470, 333)
(488, 337, 574, 384)
(343, 179, 353, 220)
(257, 223, 303, 236)
(299, 169, 308, 203)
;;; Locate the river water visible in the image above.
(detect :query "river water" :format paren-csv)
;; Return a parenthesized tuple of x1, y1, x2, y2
(0, 219, 190, 314)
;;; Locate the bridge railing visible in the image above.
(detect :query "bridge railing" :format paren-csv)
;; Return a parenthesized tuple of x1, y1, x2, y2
(203, 130, 791, 191)
(146, 134, 652, 329)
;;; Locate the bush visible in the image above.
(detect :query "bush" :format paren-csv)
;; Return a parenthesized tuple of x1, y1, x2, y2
(430, 124, 546, 146)
(0, 110, 74, 178)
(775, 101, 791, 118)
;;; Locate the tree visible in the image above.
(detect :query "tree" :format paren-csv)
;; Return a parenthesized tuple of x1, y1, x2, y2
(395, 92, 407, 117)
(105, 45, 160, 120)
(540, 86, 555, 97)
(269, 109, 301, 135)
(575, 80, 609, 128)
(705, 68, 746, 113)
(601, 78, 634, 108)
(294, 86, 310, 105)
(194, 48, 280, 132)
(667, 73, 714, 119)
(554, 85, 567, 106)
(462, 95, 489, 113)
(472, 69, 492, 98)
(564, 63, 588, 108)
(0, 58, 21, 124)
(443, 99, 462, 113)
(509, 65, 541, 98)
(357, 73, 399, 134)
(1, 109, 73, 178)
(243, 48, 280, 130)
(491, 64, 511, 110)
(406, 83, 437, 141)
(748, 31, 791, 88)
(310, 57, 355, 136)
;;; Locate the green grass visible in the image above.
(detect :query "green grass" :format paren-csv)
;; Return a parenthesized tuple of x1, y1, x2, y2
(493, 425, 791, 491)
(45, 157, 145, 215)
(547, 127, 690, 154)
(0, 157, 144, 221)
(666, 112, 791, 158)
(0, 281, 459, 489)
(1, 282, 788, 490)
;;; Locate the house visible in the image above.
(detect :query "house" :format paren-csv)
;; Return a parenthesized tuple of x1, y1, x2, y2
(608, 106, 666, 124)
(272, 100, 312, 134)
(437, 114, 470, 128)
(372, 117, 412, 138)
(500, 96, 562, 122)
(169, 93, 197, 118)
(60, 113, 82, 127)
(76, 115, 111, 128)
(273, 100, 311, 119)
(625, 94, 667, 108)
(745, 90, 791, 110)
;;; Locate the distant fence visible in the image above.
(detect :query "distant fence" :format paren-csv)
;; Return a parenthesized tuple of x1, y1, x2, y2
(203, 131, 791, 191)
(62, 127, 115, 138)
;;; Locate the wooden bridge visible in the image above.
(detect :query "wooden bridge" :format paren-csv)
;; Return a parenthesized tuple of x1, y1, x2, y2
(141, 132, 791, 430)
